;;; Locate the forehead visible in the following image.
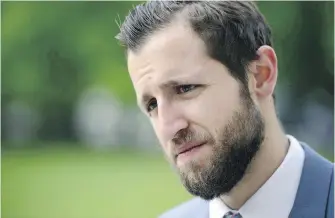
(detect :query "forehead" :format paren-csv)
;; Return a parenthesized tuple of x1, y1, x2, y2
(126, 20, 213, 102)
(127, 22, 210, 78)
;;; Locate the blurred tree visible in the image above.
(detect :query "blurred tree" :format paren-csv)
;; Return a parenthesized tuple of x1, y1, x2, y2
(293, 1, 334, 107)
(1, 1, 333, 144)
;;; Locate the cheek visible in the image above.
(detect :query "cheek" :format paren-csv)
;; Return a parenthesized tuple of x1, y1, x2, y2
(151, 120, 162, 143)
(151, 120, 171, 154)
(185, 92, 240, 131)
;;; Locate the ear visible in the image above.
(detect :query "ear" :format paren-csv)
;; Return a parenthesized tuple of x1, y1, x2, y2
(249, 45, 278, 99)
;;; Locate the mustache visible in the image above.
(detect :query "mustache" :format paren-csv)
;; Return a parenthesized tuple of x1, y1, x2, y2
(171, 128, 211, 146)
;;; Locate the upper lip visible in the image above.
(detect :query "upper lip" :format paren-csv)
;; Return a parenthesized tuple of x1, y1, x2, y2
(175, 141, 206, 157)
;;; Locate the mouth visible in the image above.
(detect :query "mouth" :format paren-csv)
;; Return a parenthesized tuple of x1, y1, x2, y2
(176, 142, 206, 159)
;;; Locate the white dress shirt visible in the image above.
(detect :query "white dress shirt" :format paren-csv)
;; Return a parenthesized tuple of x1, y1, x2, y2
(209, 135, 305, 218)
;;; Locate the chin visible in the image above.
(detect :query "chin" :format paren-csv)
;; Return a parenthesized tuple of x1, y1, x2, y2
(179, 156, 213, 177)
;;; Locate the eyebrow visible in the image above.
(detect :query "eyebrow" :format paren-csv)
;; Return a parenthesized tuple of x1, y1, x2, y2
(159, 80, 185, 89)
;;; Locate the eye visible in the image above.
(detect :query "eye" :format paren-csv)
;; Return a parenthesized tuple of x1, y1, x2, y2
(176, 84, 198, 94)
(146, 98, 157, 113)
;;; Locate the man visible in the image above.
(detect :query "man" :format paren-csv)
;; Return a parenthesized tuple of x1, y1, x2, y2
(116, 1, 334, 218)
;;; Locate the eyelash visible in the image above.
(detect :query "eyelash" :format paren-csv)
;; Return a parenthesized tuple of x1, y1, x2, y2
(146, 84, 199, 113)
(175, 84, 199, 94)
(146, 99, 157, 113)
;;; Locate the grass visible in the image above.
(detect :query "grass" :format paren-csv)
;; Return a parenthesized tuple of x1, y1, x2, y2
(2, 145, 333, 218)
(2, 146, 192, 218)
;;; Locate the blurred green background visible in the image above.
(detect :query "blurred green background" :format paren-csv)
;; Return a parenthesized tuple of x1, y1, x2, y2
(1, 1, 334, 218)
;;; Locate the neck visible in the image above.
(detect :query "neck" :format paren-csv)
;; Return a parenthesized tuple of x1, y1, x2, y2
(220, 108, 289, 210)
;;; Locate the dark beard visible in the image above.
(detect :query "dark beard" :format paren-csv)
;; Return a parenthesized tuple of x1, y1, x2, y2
(178, 90, 265, 200)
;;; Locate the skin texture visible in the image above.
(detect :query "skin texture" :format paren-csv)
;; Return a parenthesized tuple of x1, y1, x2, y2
(127, 19, 289, 209)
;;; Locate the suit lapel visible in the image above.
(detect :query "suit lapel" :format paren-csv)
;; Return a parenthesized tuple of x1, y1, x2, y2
(289, 143, 333, 218)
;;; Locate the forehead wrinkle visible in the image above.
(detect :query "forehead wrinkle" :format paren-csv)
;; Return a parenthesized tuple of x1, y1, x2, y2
(132, 63, 154, 108)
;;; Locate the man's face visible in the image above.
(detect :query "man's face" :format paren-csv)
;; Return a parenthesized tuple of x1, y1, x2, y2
(127, 21, 265, 199)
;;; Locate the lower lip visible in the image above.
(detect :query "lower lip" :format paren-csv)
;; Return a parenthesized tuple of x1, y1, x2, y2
(177, 144, 204, 161)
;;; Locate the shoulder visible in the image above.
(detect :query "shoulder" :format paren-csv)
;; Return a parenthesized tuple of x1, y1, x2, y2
(158, 197, 209, 218)
(300, 142, 333, 167)
(326, 165, 334, 218)
(300, 142, 334, 217)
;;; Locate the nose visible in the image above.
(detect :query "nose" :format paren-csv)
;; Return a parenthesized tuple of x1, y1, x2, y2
(157, 102, 188, 142)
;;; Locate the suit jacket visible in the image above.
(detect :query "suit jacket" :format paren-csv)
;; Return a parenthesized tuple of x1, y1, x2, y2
(159, 143, 334, 218)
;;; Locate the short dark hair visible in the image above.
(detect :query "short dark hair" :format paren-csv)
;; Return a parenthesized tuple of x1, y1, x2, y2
(116, 0, 274, 96)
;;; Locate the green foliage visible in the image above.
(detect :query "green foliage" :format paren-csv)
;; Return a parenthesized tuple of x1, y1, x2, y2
(2, 2, 140, 106)
(2, 1, 333, 108)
